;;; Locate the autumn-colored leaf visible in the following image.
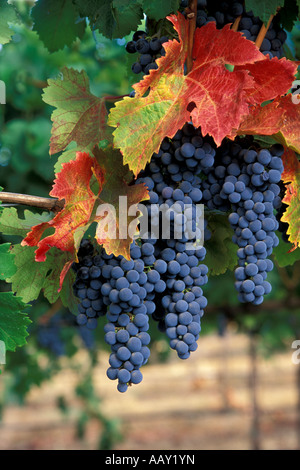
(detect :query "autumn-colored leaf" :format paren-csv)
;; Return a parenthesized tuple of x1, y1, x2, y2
(275, 95, 300, 153)
(21, 147, 149, 289)
(108, 13, 296, 177)
(43, 67, 111, 156)
(232, 94, 300, 154)
(93, 145, 150, 259)
(235, 58, 297, 104)
(22, 152, 105, 271)
(280, 147, 300, 251)
(229, 100, 283, 139)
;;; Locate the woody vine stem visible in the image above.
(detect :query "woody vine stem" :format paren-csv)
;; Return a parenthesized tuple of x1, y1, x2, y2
(0, 192, 63, 213)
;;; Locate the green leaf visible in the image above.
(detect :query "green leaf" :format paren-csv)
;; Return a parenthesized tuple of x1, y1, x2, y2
(0, 243, 16, 280)
(279, 0, 299, 31)
(142, 0, 180, 21)
(245, 0, 285, 25)
(31, 0, 86, 52)
(205, 212, 237, 276)
(74, 0, 144, 39)
(112, 0, 144, 38)
(272, 235, 300, 267)
(7, 244, 79, 309)
(42, 67, 111, 155)
(7, 245, 52, 303)
(253, 135, 278, 147)
(42, 250, 77, 305)
(0, 292, 31, 352)
(60, 268, 79, 315)
(0, 208, 52, 239)
(0, 0, 19, 45)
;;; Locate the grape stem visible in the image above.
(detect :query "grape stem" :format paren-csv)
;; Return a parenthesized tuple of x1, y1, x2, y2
(255, 14, 274, 50)
(0, 191, 64, 213)
(231, 15, 242, 32)
(186, 0, 197, 74)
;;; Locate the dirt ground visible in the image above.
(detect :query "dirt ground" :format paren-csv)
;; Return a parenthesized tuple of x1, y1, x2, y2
(0, 332, 299, 450)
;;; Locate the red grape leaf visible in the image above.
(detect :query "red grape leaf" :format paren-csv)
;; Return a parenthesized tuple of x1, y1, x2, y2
(232, 95, 300, 154)
(93, 145, 150, 259)
(281, 147, 300, 251)
(21, 148, 149, 291)
(229, 101, 284, 139)
(108, 13, 296, 176)
(21, 152, 105, 268)
(235, 58, 297, 104)
(43, 67, 111, 155)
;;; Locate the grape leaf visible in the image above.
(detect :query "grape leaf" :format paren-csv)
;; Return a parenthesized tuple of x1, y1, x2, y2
(244, 0, 285, 25)
(108, 14, 296, 177)
(279, 0, 299, 32)
(8, 245, 52, 303)
(0, 0, 19, 45)
(22, 147, 149, 290)
(54, 145, 92, 174)
(273, 235, 300, 267)
(73, 0, 144, 39)
(31, 0, 86, 52)
(0, 293, 30, 352)
(233, 94, 300, 154)
(0, 243, 16, 280)
(235, 58, 297, 104)
(21, 152, 105, 265)
(205, 212, 237, 276)
(274, 95, 300, 153)
(7, 244, 77, 307)
(42, 67, 110, 156)
(59, 267, 78, 315)
(93, 145, 150, 258)
(280, 148, 300, 250)
(42, 251, 76, 305)
(229, 101, 284, 139)
(142, 0, 180, 21)
(0, 208, 52, 238)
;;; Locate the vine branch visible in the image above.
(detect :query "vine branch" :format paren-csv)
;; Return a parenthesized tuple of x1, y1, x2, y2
(0, 191, 64, 213)
(186, 0, 197, 74)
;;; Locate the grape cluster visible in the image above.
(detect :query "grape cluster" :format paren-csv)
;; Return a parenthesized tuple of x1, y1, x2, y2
(72, 239, 106, 329)
(71, 118, 289, 390)
(134, 123, 216, 358)
(203, 138, 284, 304)
(71, 123, 215, 389)
(102, 246, 156, 392)
(126, 30, 168, 75)
(72, 129, 287, 389)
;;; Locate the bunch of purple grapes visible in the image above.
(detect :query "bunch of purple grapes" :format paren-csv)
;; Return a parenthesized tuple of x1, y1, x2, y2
(126, 30, 168, 75)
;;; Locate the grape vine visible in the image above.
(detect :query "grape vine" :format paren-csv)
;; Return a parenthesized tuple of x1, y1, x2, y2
(0, 0, 299, 396)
